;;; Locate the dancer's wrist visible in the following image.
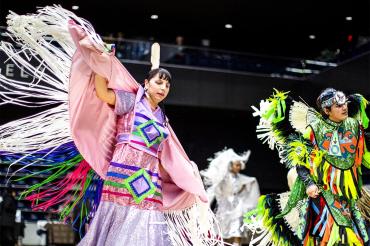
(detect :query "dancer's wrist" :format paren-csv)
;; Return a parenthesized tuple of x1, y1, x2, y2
(306, 184, 319, 198)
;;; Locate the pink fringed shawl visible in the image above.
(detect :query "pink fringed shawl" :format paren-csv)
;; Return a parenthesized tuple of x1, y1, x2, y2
(68, 21, 207, 210)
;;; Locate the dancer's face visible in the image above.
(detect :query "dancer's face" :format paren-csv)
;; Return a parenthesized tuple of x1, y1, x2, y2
(144, 73, 170, 105)
(324, 102, 348, 123)
(230, 161, 242, 174)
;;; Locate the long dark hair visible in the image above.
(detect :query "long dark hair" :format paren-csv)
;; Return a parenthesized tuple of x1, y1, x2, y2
(145, 68, 172, 125)
(147, 68, 172, 83)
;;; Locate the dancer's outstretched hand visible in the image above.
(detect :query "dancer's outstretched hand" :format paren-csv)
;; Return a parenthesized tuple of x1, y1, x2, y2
(306, 184, 320, 198)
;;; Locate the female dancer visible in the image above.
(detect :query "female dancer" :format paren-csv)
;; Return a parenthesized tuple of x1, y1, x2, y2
(0, 6, 220, 245)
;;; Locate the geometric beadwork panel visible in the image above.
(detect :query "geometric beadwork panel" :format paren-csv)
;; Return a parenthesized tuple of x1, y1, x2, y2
(136, 120, 164, 147)
(124, 168, 156, 204)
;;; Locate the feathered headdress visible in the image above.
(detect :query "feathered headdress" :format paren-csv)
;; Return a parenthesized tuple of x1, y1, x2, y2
(201, 148, 251, 187)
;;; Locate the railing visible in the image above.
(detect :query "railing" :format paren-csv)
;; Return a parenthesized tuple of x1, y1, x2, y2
(106, 37, 335, 79)
(2, 26, 369, 79)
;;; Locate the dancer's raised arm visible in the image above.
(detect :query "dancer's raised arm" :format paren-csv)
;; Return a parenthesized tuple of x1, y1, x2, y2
(94, 73, 116, 105)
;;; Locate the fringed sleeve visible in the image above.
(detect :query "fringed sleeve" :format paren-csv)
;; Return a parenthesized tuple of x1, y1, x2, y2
(68, 21, 139, 178)
(159, 125, 208, 210)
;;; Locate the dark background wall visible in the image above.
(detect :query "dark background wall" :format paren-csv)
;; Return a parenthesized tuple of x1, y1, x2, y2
(311, 51, 370, 95)
(1, 53, 369, 194)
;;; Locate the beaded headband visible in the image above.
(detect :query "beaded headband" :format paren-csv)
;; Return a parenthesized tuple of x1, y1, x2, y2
(321, 90, 347, 109)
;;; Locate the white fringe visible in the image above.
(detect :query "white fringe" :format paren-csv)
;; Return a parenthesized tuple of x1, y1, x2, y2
(243, 216, 274, 246)
(289, 101, 319, 134)
(276, 192, 300, 234)
(0, 105, 70, 153)
(288, 101, 309, 134)
(244, 193, 302, 246)
(255, 124, 277, 150)
(252, 101, 284, 151)
(0, 5, 106, 179)
(0, 42, 68, 107)
(163, 201, 226, 246)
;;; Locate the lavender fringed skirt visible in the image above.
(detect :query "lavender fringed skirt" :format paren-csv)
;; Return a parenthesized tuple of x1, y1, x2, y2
(78, 144, 173, 246)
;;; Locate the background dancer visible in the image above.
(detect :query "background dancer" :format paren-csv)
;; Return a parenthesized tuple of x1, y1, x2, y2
(202, 148, 260, 246)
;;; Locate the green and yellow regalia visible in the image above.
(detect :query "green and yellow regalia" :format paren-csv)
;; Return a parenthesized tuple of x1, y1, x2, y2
(245, 90, 370, 246)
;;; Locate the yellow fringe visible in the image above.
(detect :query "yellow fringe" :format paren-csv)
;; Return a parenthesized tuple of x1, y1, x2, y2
(344, 170, 358, 199)
(345, 227, 363, 246)
(320, 161, 359, 199)
(327, 223, 340, 246)
(322, 162, 330, 188)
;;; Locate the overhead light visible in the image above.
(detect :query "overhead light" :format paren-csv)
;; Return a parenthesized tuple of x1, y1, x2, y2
(305, 60, 337, 67)
(346, 16, 352, 21)
(225, 24, 233, 29)
(72, 6, 79, 10)
(150, 15, 159, 20)
(309, 35, 316, 40)
(286, 67, 320, 74)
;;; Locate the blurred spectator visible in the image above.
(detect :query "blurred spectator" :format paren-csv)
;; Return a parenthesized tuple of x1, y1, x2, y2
(172, 35, 187, 64)
(357, 35, 370, 48)
(14, 209, 25, 246)
(318, 48, 338, 61)
(115, 32, 125, 59)
(0, 187, 17, 246)
(160, 35, 190, 65)
(201, 39, 210, 47)
(105, 33, 115, 43)
(176, 36, 184, 46)
(116, 32, 125, 42)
